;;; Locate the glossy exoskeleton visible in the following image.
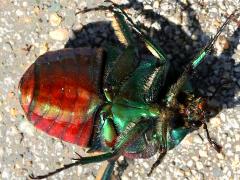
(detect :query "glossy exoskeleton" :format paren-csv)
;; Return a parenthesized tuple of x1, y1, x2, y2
(18, 1, 238, 179)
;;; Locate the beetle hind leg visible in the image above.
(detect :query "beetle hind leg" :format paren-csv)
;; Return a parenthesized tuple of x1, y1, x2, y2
(29, 152, 119, 179)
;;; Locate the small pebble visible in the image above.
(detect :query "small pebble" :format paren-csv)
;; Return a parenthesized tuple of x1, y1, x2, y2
(235, 145, 240, 152)
(49, 28, 69, 41)
(208, 86, 216, 92)
(19, 120, 35, 136)
(39, 43, 49, 55)
(175, 168, 184, 177)
(199, 150, 208, 158)
(193, 135, 203, 144)
(187, 160, 193, 167)
(144, 5, 152, 10)
(77, 166, 83, 176)
(192, 156, 199, 161)
(2, 169, 10, 179)
(196, 162, 204, 169)
(122, 175, 129, 180)
(10, 108, 18, 117)
(0, 147, 4, 158)
(217, 35, 229, 50)
(210, 117, 221, 128)
(219, 113, 226, 122)
(212, 166, 223, 177)
(16, 9, 24, 16)
(33, 6, 40, 15)
(217, 153, 224, 160)
(153, 1, 159, 9)
(234, 66, 240, 73)
(49, 13, 62, 26)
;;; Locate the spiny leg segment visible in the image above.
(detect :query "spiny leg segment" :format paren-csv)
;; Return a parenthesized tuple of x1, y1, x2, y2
(166, 11, 238, 152)
(80, 0, 167, 63)
(166, 11, 237, 107)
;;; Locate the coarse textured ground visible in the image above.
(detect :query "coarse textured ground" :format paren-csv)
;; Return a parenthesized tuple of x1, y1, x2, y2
(0, 0, 240, 179)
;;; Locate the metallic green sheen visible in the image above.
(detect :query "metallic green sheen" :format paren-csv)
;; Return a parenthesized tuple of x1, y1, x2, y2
(168, 127, 190, 149)
(102, 118, 116, 144)
(111, 100, 159, 131)
(192, 51, 206, 69)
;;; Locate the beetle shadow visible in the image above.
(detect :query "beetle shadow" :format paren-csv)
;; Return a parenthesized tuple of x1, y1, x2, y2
(128, 0, 240, 110)
(64, 0, 239, 178)
(173, 0, 240, 109)
(65, 0, 239, 111)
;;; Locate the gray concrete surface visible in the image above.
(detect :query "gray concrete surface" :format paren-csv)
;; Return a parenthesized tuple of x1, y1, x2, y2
(0, 0, 240, 179)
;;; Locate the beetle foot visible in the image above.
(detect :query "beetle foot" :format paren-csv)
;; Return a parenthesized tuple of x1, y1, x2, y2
(29, 173, 47, 179)
(103, 0, 114, 4)
(72, 152, 83, 161)
(209, 139, 222, 153)
(29, 173, 37, 179)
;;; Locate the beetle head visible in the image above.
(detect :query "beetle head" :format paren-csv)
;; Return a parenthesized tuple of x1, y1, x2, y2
(155, 92, 210, 150)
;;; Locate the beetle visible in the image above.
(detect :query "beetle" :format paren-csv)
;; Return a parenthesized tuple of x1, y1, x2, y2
(18, 1, 238, 179)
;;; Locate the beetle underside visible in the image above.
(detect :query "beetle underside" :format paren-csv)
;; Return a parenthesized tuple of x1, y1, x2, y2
(18, 1, 239, 179)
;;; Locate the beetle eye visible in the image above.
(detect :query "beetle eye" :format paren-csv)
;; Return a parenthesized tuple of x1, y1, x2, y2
(188, 120, 202, 129)
(169, 114, 184, 129)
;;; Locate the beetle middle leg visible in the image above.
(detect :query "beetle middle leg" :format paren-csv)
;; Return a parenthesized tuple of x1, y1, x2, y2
(147, 149, 167, 176)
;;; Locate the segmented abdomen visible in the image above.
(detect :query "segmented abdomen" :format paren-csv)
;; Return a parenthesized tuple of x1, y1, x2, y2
(19, 48, 104, 147)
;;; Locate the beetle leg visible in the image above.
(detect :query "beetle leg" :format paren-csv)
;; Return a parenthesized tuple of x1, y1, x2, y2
(29, 152, 119, 179)
(202, 122, 222, 153)
(166, 12, 236, 107)
(97, 160, 116, 180)
(109, 1, 167, 63)
(80, 1, 167, 63)
(101, 4, 140, 98)
(71, 151, 82, 160)
(147, 149, 167, 176)
(104, 45, 137, 98)
(114, 118, 151, 152)
(30, 113, 148, 179)
(191, 11, 236, 69)
(188, 119, 222, 153)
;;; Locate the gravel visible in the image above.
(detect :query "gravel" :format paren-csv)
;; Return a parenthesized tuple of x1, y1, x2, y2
(0, 0, 239, 179)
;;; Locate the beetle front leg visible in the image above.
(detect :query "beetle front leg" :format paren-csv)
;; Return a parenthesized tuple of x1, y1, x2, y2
(147, 149, 166, 176)
(166, 12, 236, 107)
(202, 122, 222, 153)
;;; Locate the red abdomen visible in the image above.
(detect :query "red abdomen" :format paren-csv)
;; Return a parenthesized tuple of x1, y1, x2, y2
(19, 48, 104, 147)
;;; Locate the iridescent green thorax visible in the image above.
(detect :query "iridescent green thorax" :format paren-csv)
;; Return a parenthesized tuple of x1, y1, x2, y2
(112, 99, 159, 131)
(99, 98, 160, 150)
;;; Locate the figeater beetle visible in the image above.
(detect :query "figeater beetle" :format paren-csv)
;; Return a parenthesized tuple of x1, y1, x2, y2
(18, 1, 238, 179)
